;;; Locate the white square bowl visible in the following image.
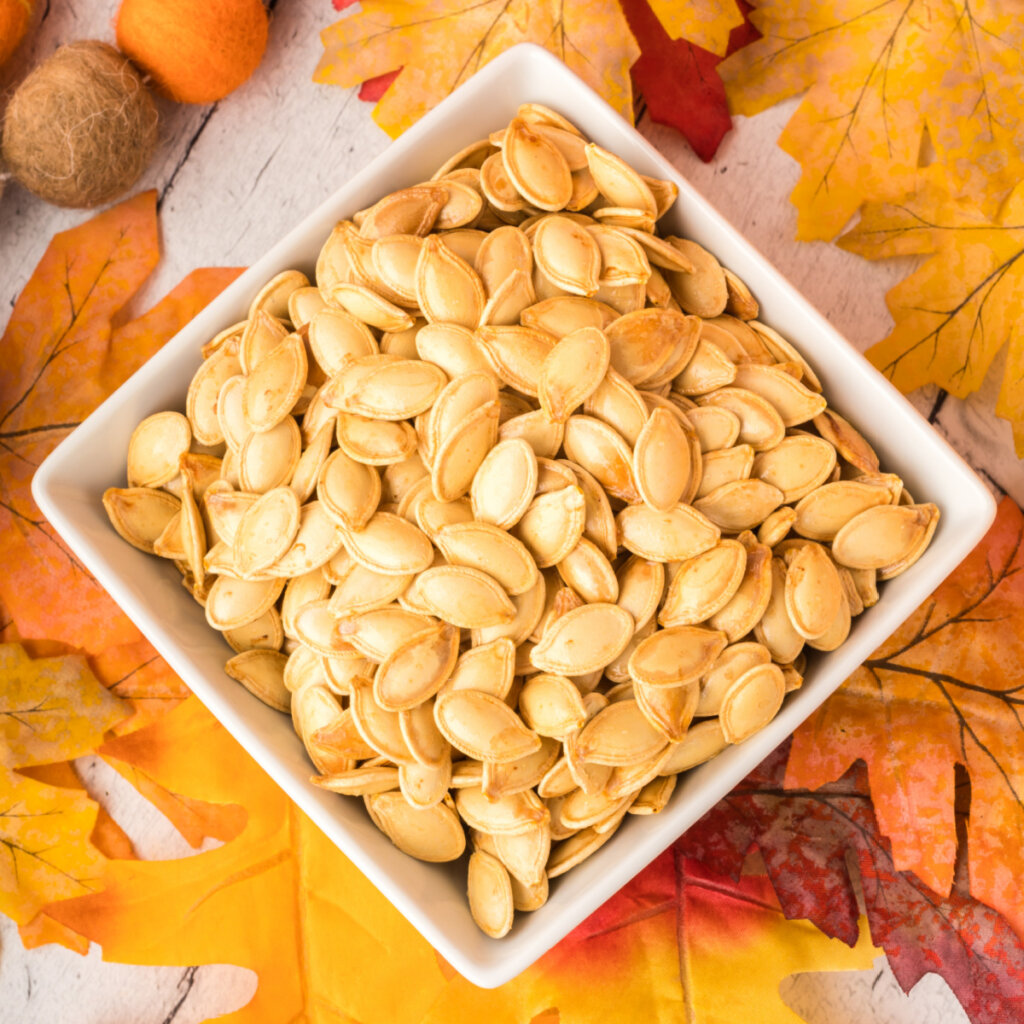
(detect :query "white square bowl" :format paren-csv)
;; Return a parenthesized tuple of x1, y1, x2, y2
(33, 43, 995, 988)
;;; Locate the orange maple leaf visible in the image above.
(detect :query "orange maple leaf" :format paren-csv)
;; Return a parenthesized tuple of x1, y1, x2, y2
(315, 1, 641, 137)
(47, 698, 876, 1023)
(719, 0, 1024, 240)
(0, 191, 242, 720)
(838, 172, 1024, 455)
(787, 496, 1024, 940)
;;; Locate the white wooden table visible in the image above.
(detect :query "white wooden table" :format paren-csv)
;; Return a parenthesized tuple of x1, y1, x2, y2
(0, 2, 994, 1020)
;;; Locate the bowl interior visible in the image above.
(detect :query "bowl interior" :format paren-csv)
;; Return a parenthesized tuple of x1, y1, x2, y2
(33, 43, 995, 988)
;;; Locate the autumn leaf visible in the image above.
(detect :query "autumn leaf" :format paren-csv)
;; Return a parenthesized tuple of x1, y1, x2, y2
(647, 0, 744, 56)
(0, 192, 242, 721)
(0, 644, 126, 768)
(0, 644, 130, 924)
(719, 0, 1024, 240)
(838, 174, 1024, 454)
(47, 697, 876, 1023)
(315, 0, 641, 138)
(622, 0, 759, 162)
(685, 741, 1024, 1024)
(787, 496, 1024, 953)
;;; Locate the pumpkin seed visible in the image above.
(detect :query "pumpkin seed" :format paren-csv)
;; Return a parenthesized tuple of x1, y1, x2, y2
(127, 412, 191, 488)
(664, 238, 727, 317)
(693, 479, 784, 532)
(521, 296, 619, 338)
(437, 682, 543, 767)
(793, 479, 893, 541)
(431, 399, 500, 501)
(660, 539, 747, 627)
(785, 542, 844, 640)
(574, 698, 667, 767)
(531, 602, 634, 676)
(470, 438, 538, 528)
(707, 534, 772, 642)
(243, 332, 308, 433)
(374, 622, 459, 711)
(557, 537, 619, 604)
(628, 625, 728, 689)
(813, 408, 880, 474)
(358, 185, 447, 240)
(336, 413, 418, 465)
(349, 678, 417, 763)
(344, 512, 433, 576)
(483, 738, 560, 802)
(186, 343, 242, 446)
(632, 407, 691, 511)
(512, 485, 586, 568)
(518, 673, 587, 738)
(472, 572, 547, 647)
(436, 520, 539, 595)
(368, 791, 466, 862)
(753, 558, 806, 664)
(563, 415, 639, 503)
(585, 143, 658, 216)
(415, 235, 485, 328)
(233, 487, 301, 576)
(267, 500, 347, 576)
(316, 448, 381, 531)
(399, 698, 450, 767)
(696, 642, 772, 717)
(413, 564, 515, 628)
(732, 363, 827, 426)
(502, 117, 573, 211)
(695, 388, 785, 452)
(223, 607, 284, 654)
(240, 311, 288, 375)
(606, 308, 698, 386)
(696, 444, 754, 499)
(415, 322, 496, 380)
(832, 503, 938, 573)
(634, 678, 699, 741)
(537, 325, 611, 424)
(339, 358, 448, 421)
(456, 786, 549, 839)
(239, 415, 302, 493)
(313, 766, 400, 796)
(224, 649, 290, 712)
(617, 503, 720, 562)
(103, 487, 180, 554)
(532, 214, 602, 296)
(205, 574, 284, 631)
(498, 407, 565, 459)
(441, 638, 516, 699)
(752, 435, 837, 503)
(719, 663, 786, 744)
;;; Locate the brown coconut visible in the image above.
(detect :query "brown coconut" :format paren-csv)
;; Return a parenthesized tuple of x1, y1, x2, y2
(1, 40, 159, 208)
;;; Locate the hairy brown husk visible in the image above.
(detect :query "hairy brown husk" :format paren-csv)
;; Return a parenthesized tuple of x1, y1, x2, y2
(1, 40, 158, 208)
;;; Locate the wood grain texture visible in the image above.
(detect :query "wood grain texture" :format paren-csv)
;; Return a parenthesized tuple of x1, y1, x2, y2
(0, 2, 1006, 1020)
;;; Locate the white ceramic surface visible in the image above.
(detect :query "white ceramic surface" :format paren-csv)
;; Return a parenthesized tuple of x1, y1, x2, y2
(33, 44, 995, 989)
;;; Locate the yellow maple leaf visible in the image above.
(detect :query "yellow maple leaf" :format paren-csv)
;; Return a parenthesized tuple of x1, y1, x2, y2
(0, 644, 129, 923)
(49, 698, 877, 1023)
(315, 0, 641, 138)
(0, 769, 109, 924)
(649, 0, 745, 56)
(719, 0, 1024, 241)
(0, 644, 127, 768)
(839, 170, 1024, 453)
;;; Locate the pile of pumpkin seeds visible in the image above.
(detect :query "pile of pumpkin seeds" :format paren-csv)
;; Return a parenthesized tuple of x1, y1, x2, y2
(104, 103, 940, 939)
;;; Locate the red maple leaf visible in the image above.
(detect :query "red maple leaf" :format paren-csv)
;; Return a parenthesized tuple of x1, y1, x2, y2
(680, 741, 1024, 1024)
(620, 0, 759, 161)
